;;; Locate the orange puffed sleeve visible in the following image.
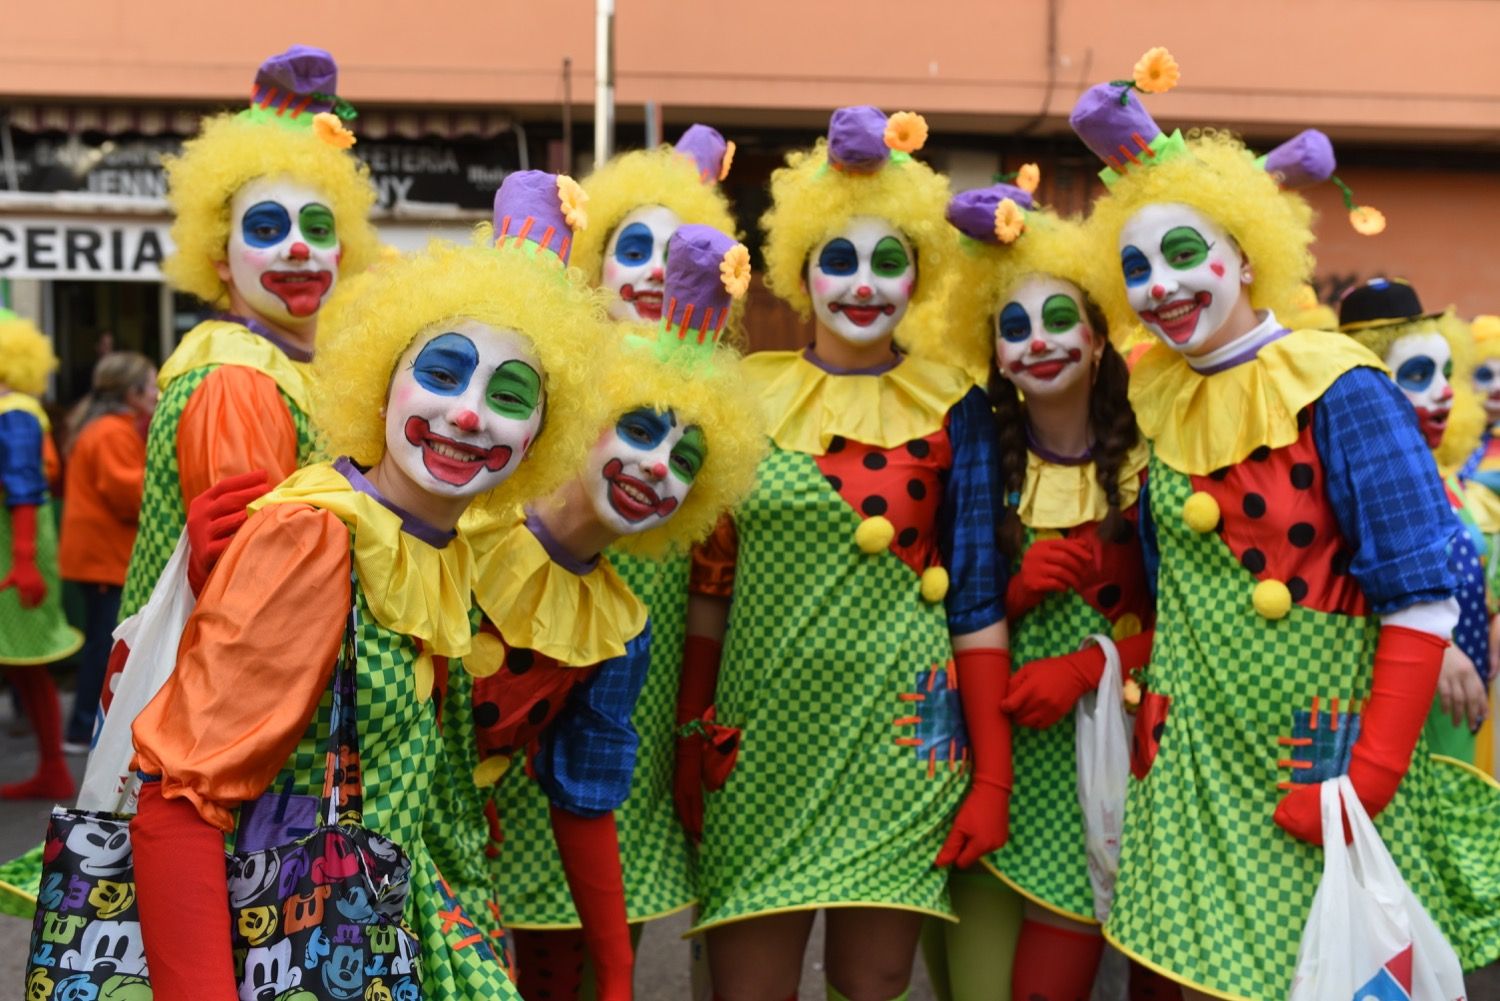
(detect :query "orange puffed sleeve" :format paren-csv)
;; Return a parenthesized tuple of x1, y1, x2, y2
(177, 365, 300, 508)
(132, 502, 351, 832)
(689, 513, 738, 598)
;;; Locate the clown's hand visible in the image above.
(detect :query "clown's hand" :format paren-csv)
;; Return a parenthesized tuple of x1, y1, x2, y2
(934, 778, 1010, 869)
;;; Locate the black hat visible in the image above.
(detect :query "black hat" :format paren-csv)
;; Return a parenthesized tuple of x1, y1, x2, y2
(1337, 277, 1442, 332)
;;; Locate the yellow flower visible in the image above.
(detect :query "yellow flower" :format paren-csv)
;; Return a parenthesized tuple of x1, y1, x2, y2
(719, 140, 736, 182)
(1132, 47, 1180, 95)
(1016, 163, 1041, 194)
(720, 243, 752, 298)
(1349, 205, 1386, 236)
(556, 175, 589, 232)
(993, 197, 1026, 244)
(883, 111, 929, 154)
(312, 112, 356, 150)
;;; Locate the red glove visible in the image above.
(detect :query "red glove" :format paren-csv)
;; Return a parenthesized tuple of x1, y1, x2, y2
(131, 781, 236, 1001)
(1005, 537, 1094, 619)
(1, 504, 45, 608)
(936, 647, 1012, 869)
(1274, 625, 1446, 845)
(550, 806, 633, 1001)
(1002, 630, 1155, 729)
(673, 634, 721, 842)
(186, 469, 271, 595)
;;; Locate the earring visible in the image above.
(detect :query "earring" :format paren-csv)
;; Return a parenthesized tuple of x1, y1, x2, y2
(1240, 267, 1254, 284)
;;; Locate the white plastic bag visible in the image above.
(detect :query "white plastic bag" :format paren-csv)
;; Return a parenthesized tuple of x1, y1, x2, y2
(76, 532, 196, 813)
(1073, 634, 1130, 923)
(1287, 775, 1467, 1001)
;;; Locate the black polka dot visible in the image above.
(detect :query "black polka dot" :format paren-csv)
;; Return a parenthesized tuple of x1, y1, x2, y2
(1288, 577, 1309, 602)
(473, 701, 500, 728)
(527, 699, 551, 725)
(826, 475, 843, 492)
(1151, 722, 1166, 743)
(862, 452, 887, 470)
(1209, 466, 1231, 481)
(907, 479, 927, 501)
(1241, 548, 1267, 574)
(506, 648, 534, 675)
(898, 527, 919, 548)
(1250, 445, 1272, 462)
(1097, 584, 1122, 609)
(1215, 517, 1226, 534)
(1331, 548, 1353, 576)
(1297, 407, 1312, 431)
(826, 435, 846, 453)
(1290, 463, 1315, 490)
(1242, 493, 1267, 518)
(862, 495, 888, 517)
(907, 439, 931, 458)
(1288, 522, 1316, 548)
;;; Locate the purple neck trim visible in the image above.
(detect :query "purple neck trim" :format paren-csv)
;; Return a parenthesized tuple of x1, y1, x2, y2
(1194, 327, 1292, 376)
(524, 506, 601, 576)
(802, 345, 903, 376)
(1026, 426, 1092, 467)
(333, 457, 456, 549)
(216, 312, 314, 363)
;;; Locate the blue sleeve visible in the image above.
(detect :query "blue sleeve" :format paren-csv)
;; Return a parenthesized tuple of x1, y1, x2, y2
(938, 386, 1006, 635)
(0, 410, 47, 506)
(531, 620, 653, 817)
(1138, 475, 1160, 598)
(1313, 367, 1456, 614)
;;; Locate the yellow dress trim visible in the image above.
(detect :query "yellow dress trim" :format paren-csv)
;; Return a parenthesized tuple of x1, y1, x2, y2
(157, 319, 314, 415)
(0, 393, 51, 433)
(978, 857, 1099, 926)
(1128, 329, 1386, 476)
(685, 900, 957, 939)
(1018, 439, 1149, 531)
(741, 350, 974, 455)
(250, 462, 475, 658)
(466, 507, 647, 666)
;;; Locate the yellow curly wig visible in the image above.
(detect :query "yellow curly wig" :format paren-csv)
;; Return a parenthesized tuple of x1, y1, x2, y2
(311, 239, 617, 518)
(1086, 130, 1314, 348)
(0, 310, 58, 397)
(1279, 283, 1339, 332)
(1471, 314, 1500, 357)
(163, 113, 380, 307)
(592, 332, 766, 556)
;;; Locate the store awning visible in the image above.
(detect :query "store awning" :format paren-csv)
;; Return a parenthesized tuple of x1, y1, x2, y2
(5, 103, 516, 140)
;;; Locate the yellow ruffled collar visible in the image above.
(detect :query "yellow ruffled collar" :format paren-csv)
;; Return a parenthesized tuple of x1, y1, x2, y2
(250, 461, 475, 658)
(1129, 328, 1386, 476)
(158, 319, 314, 415)
(1019, 438, 1149, 530)
(464, 507, 647, 666)
(741, 349, 974, 455)
(0, 392, 49, 432)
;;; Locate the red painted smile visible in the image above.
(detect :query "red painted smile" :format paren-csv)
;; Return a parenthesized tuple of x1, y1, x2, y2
(261, 270, 333, 317)
(603, 457, 678, 523)
(830, 302, 896, 327)
(1012, 347, 1084, 382)
(404, 416, 513, 486)
(620, 284, 663, 322)
(1415, 406, 1450, 449)
(1140, 291, 1212, 344)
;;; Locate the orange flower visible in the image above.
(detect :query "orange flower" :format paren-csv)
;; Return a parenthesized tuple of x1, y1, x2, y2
(883, 111, 929, 154)
(719, 140, 736, 182)
(1132, 47, 1180, 95)
(312, 112, 356, 150)
(993, 197, 1026, 244)
(556, 175, 589, 232)
(1016, 163, 1041, 195)
(720, 243, 752, 298)
(1349, 205, 1386, 236)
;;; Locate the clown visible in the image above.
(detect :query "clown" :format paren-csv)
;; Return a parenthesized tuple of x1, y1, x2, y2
(1465, 315, 1500, 497)
(128, 212, 609, 1001)
(1072, 49, 1500, 1000)
(676, 106, 1007, 1001)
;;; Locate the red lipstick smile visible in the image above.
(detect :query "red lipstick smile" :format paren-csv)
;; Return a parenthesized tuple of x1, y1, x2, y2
(404, 416, 513, 486)
(620, 284, 664, 321)
(261, 270, 333, 317)
(1010, 347, 1084, 381)
(603, 457, 678, 522)
(830, 302, 896, 327)
(1140, 291, 1212, 344)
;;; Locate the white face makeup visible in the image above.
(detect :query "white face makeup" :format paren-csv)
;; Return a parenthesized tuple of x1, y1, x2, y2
(601, 204, 682, 323)
(994, 275, 1098, 399)
(1118, 202, 1246, 355)
(225, 176, 341, 330)
(1384, 331, 1454, 450)
(1473, 355, 1500, 424)
(807, 216, 915, 347)
(584, 407, 705, 537)
(384, 319, 546, 499)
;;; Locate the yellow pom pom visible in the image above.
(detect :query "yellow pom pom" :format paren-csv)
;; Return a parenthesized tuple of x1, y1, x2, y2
(1349, 205, 1386, 236)
(993, 197, 1026, 244)
(1112, 612, 1143, 641)
(1252, 578, 1293, 620)
(855, 516, 895, 554)
(883, 111, 929, 154)
(472, 754, 512, 788)
(920, 566, 949, 603)
(720, 243, 752, 298)
(414, 650, 435, 702)
(1122, 677, 1142, 712)
(464, 631, 506, 678)
(556, 174, 589, 232)
(1182, 491, 1221, 534)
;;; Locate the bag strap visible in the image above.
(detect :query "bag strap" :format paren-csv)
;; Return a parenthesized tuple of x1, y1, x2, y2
(319, 592, 363, 826)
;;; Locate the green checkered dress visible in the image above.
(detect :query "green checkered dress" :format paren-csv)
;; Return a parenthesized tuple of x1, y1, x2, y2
(1105, 454, 1500, 1000)
(488, 551, 696, 927)
(0, 499, 82, 667)
(691, 447, 967, 933)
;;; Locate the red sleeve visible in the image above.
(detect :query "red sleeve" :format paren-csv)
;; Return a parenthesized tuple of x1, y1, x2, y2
(689, 513, 738, 598)
(177, 365, 300, 508)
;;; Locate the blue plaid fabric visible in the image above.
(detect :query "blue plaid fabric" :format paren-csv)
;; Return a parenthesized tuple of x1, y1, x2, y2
(0, 410, 47, 505)
(939, 386, 1006, 635)
(531, 619, 653, 817)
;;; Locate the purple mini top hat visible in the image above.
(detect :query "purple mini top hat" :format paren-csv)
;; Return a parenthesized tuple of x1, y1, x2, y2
(946, 184, 1037, 245)
(662, 224, 748, 347)
(675, 124, 734, 185)
(492, 170, 585, 265)
(1260, 129, 1336, 190)
(827, 106, 894, 173)
(1068, 82, 1184, 185)
(245, 45, 349, 127)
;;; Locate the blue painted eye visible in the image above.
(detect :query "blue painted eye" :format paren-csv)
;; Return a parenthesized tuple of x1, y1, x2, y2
(1395, 356, 1437, 394)
(615, 407, 674, 450)
(241, 202, 292, 248)
(613, 223, 655, 266)
(1121, 246, 1152, 288)
(816, 238, 858, 277)
(411, 333, 479, 396)
(1477, 366, 1495, 385)
(998, 302, 1032, 344)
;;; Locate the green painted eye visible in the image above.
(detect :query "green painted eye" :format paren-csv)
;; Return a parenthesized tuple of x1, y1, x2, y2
(1041, 294, 1081, 333)
(486, 359, 542, 419)
(870, 236, 911, 279)
(1443, 359, 1454, 381)
(298, 204, 337, 249)
(1160, 226, 1210, 271)
(670, 426, 707, 484)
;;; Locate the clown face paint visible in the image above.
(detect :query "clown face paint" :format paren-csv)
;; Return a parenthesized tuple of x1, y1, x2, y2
(384, 320, 545, 499)
(808, 217, 915, 347)
(226, 176, 341, 329)
(601, 204, 682, 323)
(585, 407, 704, 537)
(994, 275, 1097, 400)
(1474, 356, 1500, 424)
(1118, 202, 1245, 355)
(1385, 330, 1454, 450)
